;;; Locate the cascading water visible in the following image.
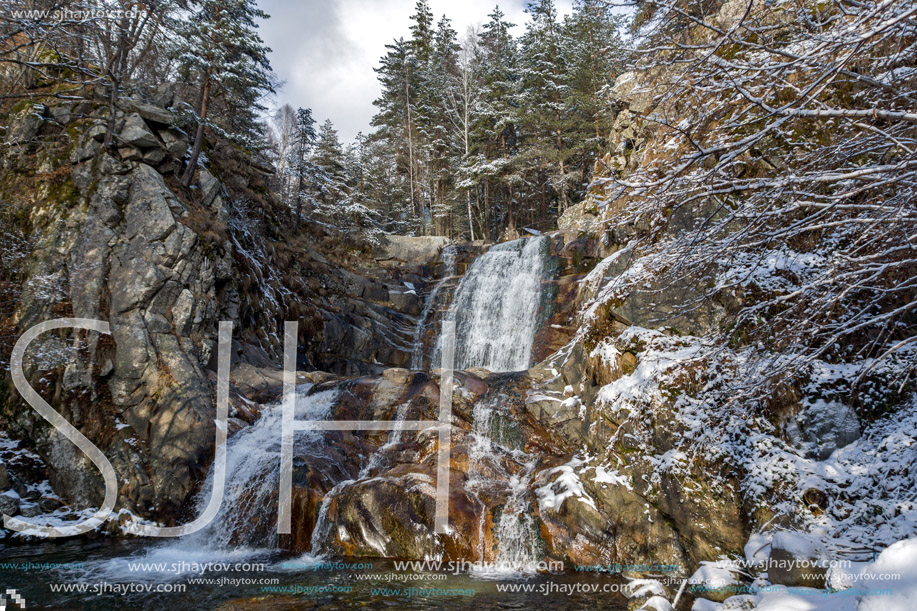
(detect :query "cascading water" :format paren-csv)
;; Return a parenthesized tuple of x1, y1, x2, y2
(439, 236, 548, 372)
(309, 401, 412, 554)
(411, 246, 456, 370)
(91, 238, 548, 580)
(465, 395, 541, 574)
(78, 386, 341, 580)
(192, 385, 341, 549)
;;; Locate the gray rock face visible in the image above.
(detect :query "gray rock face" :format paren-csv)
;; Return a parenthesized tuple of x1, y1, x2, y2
(5, 104, 45, 144)
(120, 113, 159, 148)
(126, 99, 174, 126)
(158, 128, 189, 159)
(786, 400, 860, 460)
(5, 113, 222, 518)
(2, 94, 447, 526)
(375, 235, 449, 265)
(0, 491, 20, 516)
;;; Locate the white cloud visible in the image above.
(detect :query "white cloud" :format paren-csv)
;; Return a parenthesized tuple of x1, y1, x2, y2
(257, 0, 572, 142)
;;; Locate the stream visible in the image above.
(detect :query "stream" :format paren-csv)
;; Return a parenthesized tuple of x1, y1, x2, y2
(0, 237, 630, 609)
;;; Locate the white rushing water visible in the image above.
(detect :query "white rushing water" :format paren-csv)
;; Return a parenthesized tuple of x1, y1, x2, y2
(194, 385, 340, 549)
(411, 246, 456, 370)
(440, 236, 548, 372)
(465, 395, 540, 574)
(81, 386, 340, 580)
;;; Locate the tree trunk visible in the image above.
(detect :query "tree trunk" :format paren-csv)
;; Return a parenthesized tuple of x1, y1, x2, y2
(466, 191, 475, 241)
(483, 179, 490, 242)
(182, 69, 212, 187)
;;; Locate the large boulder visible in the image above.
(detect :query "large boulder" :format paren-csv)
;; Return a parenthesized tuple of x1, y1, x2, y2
(767, 532, 830, 588)
(375, 235, 449, 265)
(119, 112, 159, 148)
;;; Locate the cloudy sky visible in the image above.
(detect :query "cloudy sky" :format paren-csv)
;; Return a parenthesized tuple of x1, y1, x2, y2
(257, 0, 573, 143)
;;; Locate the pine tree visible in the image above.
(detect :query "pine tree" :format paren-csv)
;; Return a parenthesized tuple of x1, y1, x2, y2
(289, 107, 317, 222)
(470, 6, 519, 240)
(426, 15, 460, 236)
(562, 0, 624, 198)
(372, 37, 421, 233)
(451, 28, 484, 241)
(518, 0, 570, 226)
(312, 119, 349, 207)
(177, 0, 275, 187)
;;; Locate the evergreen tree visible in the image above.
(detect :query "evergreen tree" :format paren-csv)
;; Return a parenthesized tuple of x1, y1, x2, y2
(177, 0, 275, 186)
(372, 37, 421, 233)
(289, 107, 317, 222)
(562, 0, 625, 197)
(312, 119, 349, 207)
(425, 15, 461, 236)
(470, 6, 519, 240)
(518, 0, 570, 226)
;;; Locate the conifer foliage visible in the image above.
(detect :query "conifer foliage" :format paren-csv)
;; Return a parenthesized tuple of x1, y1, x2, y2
(365, 0, 626, 239)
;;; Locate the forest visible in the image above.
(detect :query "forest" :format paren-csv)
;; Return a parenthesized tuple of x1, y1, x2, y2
(1, 0, 916, 609)
(2, 0, 628, 242)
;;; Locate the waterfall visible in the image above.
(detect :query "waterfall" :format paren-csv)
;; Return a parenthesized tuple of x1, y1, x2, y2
(411, 246, 456, 370)
(441, 236, 548, 372)
(310, 401, 412, 554)
(202, 390, 326, 548)
(85, 386, 340, 578)
(465, 395, 541, 574)
(194, 386, 340, 549)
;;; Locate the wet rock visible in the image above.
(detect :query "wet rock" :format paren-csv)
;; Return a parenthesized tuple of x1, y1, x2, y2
(320, 471, 444, 559)
(215, 597, 318, 611)
(19, 503, 41, 518)
(624, 580, 671, 611)
(0, 463, 9, 491)
(231, 363, 311, 403)
(38, 497, 62, 512)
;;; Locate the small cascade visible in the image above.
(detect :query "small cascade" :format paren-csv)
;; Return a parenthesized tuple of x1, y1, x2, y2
(492, 467, 540, 571)
(465, 395, 541, 573)
(187, 386, 339, 549)
(411, 246, 456, 370)
(95, 386, 343, 577)
(309, 400, 412, 554)
(439, 236, 548, 372)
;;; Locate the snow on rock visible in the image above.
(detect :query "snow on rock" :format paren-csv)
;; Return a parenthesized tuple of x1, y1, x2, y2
(744, 532, 773, 570)
(637, 596, 674, 611)
(857, 537, 917, 611)
(768, 532, 830, 588)
(689, 558, 744, 602)
(536, 457, 597, 511)
(593, 465, 634, 491)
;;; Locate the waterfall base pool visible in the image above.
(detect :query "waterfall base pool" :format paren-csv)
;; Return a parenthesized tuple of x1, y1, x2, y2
(1, 539, 632, 610)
